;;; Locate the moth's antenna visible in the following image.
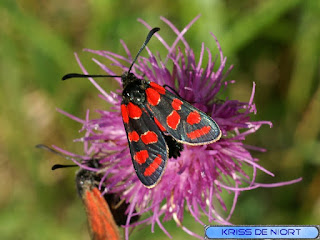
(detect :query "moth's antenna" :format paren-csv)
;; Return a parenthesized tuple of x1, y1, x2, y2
(51, 164, 77, 170)
(36, 144, 77, 170)
(127, 27, 160, 74)
(61, 27, 160, 80)
(62, 73, 121, 81)
(36, 144, 71, 159)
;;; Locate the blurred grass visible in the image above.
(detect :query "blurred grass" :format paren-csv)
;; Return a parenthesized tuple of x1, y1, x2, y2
(0, 0, 319, 239)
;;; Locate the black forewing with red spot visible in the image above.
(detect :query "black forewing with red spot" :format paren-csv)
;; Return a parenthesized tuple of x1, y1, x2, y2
(145, 82, 221, 145)
(121, 102, 168, 188)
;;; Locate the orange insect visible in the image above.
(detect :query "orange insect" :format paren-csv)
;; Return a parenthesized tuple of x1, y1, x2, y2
(37, 144, 139, 240)
(76, 168, 121, 240)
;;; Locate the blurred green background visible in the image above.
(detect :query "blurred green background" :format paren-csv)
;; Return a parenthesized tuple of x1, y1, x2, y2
(1, 0, 319, 239)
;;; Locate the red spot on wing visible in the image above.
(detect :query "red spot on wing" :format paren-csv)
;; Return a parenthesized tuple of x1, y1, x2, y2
(121, 104, 129, 124)
(186, 111, 201, 125)
(187, 126, 211, 140)
(128, 131, 139, 142)
(134, 150, 149, 164)
(127, 102, 142, 119)
(171, 98, 183, 110)
(144, 154, 163, 176)
(83, 188, 120, 240)
(167, 110, 180, 130)
(154, 117, 166, 132)
(146, 87, 161, 106)
(141, 131, 158, 145)
(149, 82, 165, 94)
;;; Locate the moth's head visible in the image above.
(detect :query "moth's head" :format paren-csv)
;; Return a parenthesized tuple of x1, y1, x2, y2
(121, 72, 141, 88)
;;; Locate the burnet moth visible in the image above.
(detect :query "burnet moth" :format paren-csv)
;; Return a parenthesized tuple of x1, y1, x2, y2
(76, 167, 121, 240)
(36, 144, 139, 240)
(62, 27, 222, 188)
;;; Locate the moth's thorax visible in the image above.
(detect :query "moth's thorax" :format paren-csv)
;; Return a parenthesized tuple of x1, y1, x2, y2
(122, 72, 148, 105)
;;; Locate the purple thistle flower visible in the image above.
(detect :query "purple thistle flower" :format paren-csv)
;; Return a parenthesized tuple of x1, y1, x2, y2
(55, 16, 302, 239)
